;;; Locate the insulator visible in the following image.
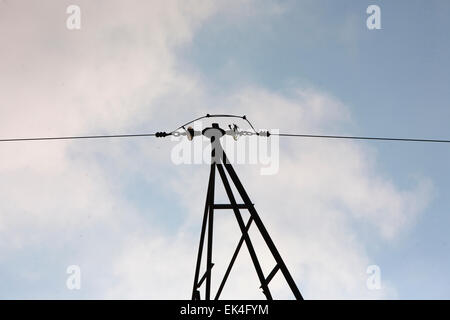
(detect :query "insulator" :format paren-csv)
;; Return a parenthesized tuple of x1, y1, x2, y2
(156, 132, 168, 138)
(229, 124, 240, 141)
(186, 126, 195, 141)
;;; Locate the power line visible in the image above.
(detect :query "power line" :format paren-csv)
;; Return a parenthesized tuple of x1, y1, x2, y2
(1, 132, 449, 144)
(0, 112, 449, 144)
(272, 133, 450, 143)
(0, 133, 155, 143)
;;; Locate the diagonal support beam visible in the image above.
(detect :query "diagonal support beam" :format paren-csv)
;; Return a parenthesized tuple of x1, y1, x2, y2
(197, 263, 215, 288)
(260, 264, 280, 289)
(215, 216, 253, 300)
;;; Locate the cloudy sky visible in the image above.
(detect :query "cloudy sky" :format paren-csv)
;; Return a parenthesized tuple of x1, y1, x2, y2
(1, 0, 449, 299)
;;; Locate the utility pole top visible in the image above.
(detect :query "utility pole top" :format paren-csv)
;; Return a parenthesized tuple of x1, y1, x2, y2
(202, 123, 226, 140)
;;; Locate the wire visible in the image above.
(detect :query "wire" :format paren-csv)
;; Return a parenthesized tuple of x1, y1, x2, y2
(0, 133, 155, 143)
(2, 132, 448, 144)
(170, 115, 208, 134)
(0, 113, 449, 145)
(170, 114, 259, 135)
(273, 133, 450, 144)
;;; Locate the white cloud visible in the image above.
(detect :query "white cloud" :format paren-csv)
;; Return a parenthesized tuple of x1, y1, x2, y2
(0, 0, 432, 299)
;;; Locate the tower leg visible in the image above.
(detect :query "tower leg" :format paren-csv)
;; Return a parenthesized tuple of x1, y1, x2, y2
(191, 163, 216, 300)
(205, 163, 215, 300)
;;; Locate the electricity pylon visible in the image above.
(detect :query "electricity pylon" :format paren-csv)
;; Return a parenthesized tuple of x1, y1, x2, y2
(190, 123, 303, 300)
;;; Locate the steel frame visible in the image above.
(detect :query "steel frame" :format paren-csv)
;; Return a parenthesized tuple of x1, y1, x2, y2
(191, 134, 303, 300)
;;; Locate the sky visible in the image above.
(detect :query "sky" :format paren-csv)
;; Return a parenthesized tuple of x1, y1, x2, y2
(0, 0, 449, 299)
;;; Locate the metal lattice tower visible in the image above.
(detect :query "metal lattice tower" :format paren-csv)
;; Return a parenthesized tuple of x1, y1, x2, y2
(190, 123, 303, 300)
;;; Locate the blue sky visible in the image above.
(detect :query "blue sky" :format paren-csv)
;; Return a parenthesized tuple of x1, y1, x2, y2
(0, 0, 449, 299)
(182, 0, 450, 298)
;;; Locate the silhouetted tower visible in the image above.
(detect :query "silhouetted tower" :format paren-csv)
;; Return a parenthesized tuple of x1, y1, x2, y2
(190, 123, 302, 300)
